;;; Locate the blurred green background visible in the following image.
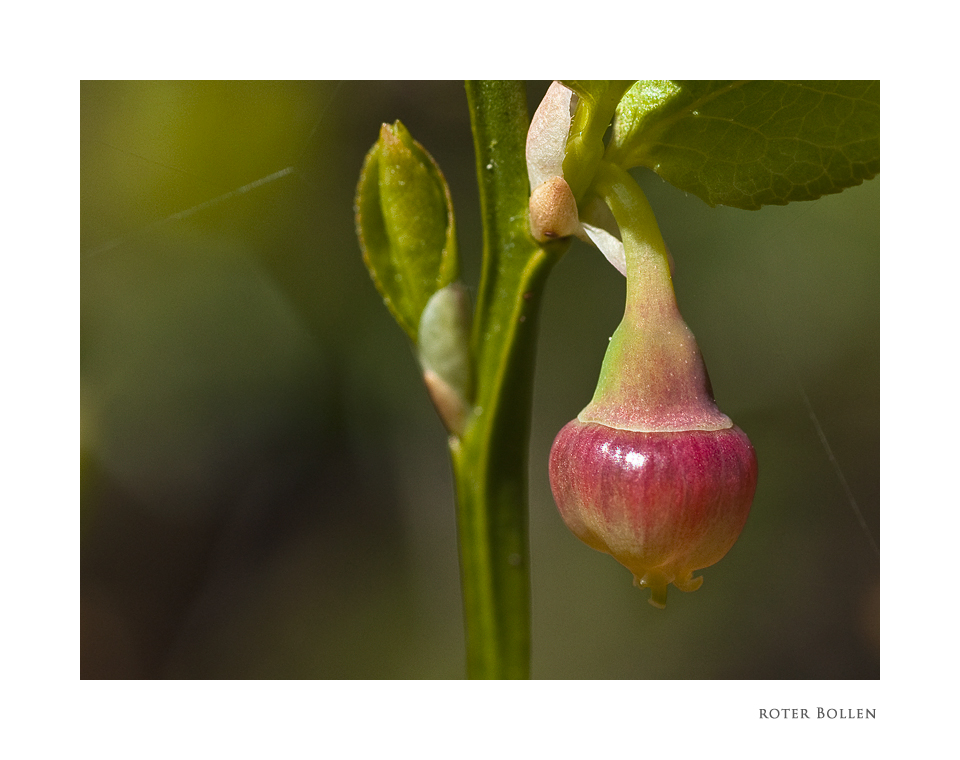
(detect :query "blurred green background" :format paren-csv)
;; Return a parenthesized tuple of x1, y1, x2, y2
(80, 81, 879, 679)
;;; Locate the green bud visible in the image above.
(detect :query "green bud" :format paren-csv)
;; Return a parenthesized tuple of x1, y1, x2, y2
(355, 121, 458, 341)
(417, 283, 473, 436)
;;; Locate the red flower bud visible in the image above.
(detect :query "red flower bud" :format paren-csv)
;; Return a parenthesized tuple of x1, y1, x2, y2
(548, 162, 757, 607)
(549, 422, 757, 608)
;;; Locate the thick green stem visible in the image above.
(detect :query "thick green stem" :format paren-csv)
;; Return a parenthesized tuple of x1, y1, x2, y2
(452, 81, 562, 679)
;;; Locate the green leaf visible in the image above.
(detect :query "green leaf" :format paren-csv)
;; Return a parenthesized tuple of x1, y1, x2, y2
(355, 120, 458, 340)
(607, 81, 880, 209)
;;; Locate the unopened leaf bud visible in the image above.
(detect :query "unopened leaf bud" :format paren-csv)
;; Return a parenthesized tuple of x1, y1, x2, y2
(417, 283, 473, 436)
(356, 121, 458, 341)
(529, 176, 580, 241)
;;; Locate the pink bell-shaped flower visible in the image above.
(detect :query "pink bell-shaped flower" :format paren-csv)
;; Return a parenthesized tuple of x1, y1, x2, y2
(548, 162, 757, 608)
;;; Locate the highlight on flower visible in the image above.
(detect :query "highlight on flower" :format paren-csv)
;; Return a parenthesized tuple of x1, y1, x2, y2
(550, 423, 757, 608)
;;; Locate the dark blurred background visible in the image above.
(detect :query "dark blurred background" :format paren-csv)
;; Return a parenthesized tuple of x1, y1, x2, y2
(80, 81, 879, 679)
